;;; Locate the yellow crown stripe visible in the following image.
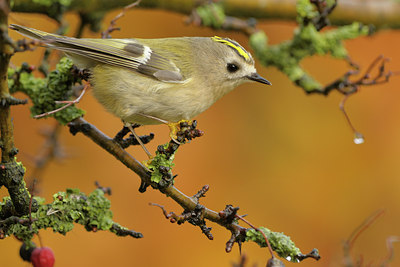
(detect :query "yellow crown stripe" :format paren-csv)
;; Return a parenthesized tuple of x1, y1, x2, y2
(212, 36, 250, 62)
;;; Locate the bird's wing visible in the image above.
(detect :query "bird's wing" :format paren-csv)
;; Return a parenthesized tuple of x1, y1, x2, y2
(10, 24, 184, 83)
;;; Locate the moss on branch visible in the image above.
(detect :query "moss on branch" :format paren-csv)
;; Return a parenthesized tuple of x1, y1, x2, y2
(0, 188, 142, 241)
(8, 57, 85, 125)
(246, 227, 303, 262)
(249, 0, 371, 93)
(0, 160, 36, 216)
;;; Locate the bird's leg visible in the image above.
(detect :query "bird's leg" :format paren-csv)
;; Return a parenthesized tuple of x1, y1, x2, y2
(136, 113, 191, 144)
(125, 123, 153, 159)
(34, 83, 88, 119)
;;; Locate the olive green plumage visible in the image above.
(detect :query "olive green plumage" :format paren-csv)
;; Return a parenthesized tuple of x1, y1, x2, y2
(10, 24, 271, 125)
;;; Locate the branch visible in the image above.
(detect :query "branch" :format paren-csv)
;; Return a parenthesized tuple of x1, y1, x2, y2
(10, 0, 400, 29)
(6, 2, 327, 262)
(0, 0, 33, 216)
(0, 188, 143, 241)
(67, 117, 319, 263)
(67, 117, 224, 224)
(0, 0, 16, 163)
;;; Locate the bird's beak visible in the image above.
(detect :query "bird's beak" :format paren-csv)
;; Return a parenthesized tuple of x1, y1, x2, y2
(246, 73, 271, 85)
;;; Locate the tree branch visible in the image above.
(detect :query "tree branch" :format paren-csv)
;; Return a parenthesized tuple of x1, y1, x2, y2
(67, 117, 237, 228)
(0, 0, 15, 163)
(67, 117, 319, 263)
(0, 0, 33, 216)
(10, 0, 400, 29)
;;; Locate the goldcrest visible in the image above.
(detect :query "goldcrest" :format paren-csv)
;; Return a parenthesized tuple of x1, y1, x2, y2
(10, 24, 271, 126)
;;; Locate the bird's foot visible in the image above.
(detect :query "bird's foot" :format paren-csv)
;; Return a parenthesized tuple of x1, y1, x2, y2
(167, 120, 192, 144)
(168, 120, 204, 144)
(142, 156, 155, 169)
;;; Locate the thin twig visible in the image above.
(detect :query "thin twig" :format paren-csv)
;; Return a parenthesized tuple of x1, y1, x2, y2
(236, 215, 275, 259)
(34, 83, 88, 119)
(101, 0, 141, 39)
(382, 236, 400, 266)
(346, 209, 385, 251)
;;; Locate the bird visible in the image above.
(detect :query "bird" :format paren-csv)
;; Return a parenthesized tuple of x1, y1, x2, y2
(10, 24, 271, 157)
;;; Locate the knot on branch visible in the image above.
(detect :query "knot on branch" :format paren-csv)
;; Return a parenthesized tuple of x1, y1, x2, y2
(68, 119, 92, 135)
(219, 205, 240, 225)
(150, 202, 213, 240)
(186, 204, 213, 240)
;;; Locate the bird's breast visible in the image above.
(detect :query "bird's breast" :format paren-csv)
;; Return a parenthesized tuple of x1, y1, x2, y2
(89, 65, 216, 125)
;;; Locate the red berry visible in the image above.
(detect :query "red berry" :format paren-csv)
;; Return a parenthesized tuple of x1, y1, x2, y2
(30, 247, 55, 267)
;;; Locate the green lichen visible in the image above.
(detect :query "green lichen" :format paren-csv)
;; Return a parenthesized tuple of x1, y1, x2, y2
(9, 57, 85, 124)
(32, 0, 72, 7)
(249, 0, 370, 93)
(196, 2, 226, 29)
(246, 227, 301, 262)
(0, 188, 119, 242)
(147, 143, 176, 183)
(296, 0, 319, 24)
(0, 161, 33, 216)
(250, 22, 369, 92)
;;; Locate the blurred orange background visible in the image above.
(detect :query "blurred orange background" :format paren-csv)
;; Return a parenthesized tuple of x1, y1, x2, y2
(2, 6, 400, 267)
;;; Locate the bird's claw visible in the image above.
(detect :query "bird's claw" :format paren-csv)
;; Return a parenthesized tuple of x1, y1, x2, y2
(167, 120, 192, 143)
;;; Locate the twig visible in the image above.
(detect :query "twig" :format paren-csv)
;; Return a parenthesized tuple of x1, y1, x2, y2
(319, 56, 397, 143)
(34, 83, 88, 119)
(101, 0, 141, 39)
(94, 181, 112, 195)
(339, 95, 364, 144)
(67, 117, 319, 262)
(110, 223, 143, 238)
(346, 210, 385, 251)
(343, 210, 385, 267)
(308, 0, 337, 30)
(314, 55, 395, 95)
(68, 117, 241, 230)
(236, 215, 275, 259)
(149, 186, 214, 240)
(381, 236, 400, 266)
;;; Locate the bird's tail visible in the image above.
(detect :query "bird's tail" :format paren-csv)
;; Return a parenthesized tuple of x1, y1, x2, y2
(9, 24, 64, 42)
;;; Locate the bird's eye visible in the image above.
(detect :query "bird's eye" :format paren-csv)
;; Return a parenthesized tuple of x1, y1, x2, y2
(226, 63, 239, 73)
